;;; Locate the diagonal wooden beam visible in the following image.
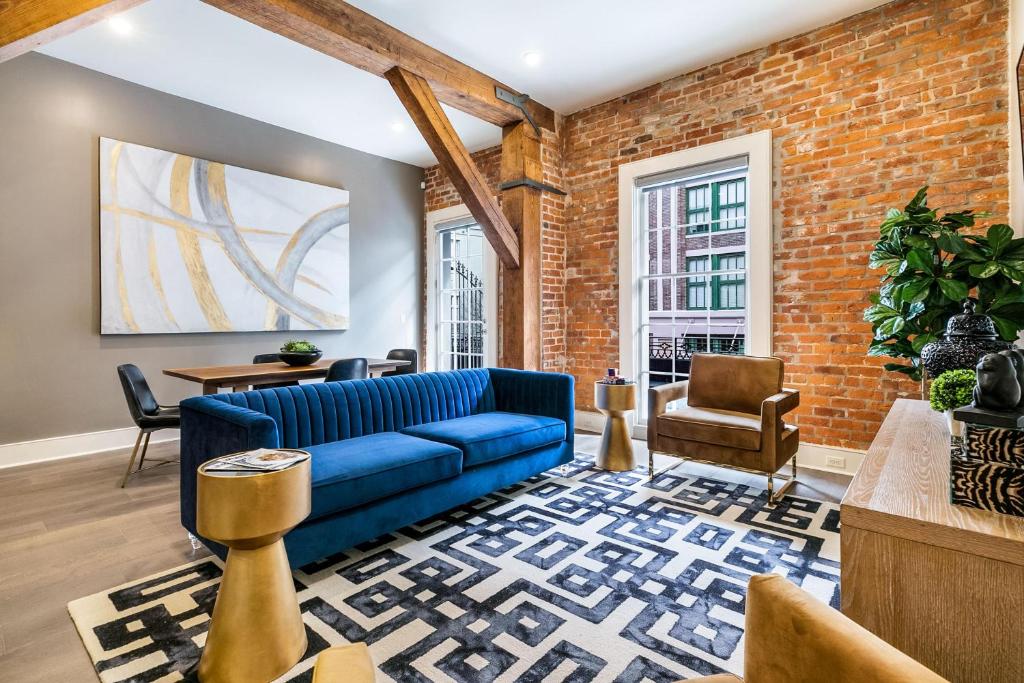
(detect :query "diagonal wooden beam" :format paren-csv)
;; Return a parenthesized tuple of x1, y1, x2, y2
(203, 0, 555, 132)
(387, 66, 520, 269)
(0, 0, 145, 64)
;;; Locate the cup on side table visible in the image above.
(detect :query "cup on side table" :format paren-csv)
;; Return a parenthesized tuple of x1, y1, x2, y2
(594, 381, 637, 471)
(197, 451, 311, 683)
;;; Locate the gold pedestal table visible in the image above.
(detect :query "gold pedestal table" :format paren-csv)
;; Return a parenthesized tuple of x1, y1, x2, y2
(197, 453, 311, 683)
(594, 382, 637, 471)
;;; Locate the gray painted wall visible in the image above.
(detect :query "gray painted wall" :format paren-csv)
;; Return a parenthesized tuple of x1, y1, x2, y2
(0, 53, 425, 445)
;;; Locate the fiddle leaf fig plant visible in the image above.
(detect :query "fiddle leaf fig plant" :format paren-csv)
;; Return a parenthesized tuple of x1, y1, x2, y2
(865, 186, 1024, 382)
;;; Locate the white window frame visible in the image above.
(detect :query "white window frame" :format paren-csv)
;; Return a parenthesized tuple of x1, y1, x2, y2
(618, 130, 773, 436)
(424, 204, 498, 372)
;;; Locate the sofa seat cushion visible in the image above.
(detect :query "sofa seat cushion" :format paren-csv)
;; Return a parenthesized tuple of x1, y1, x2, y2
(658, 403, 764, 451)
(305, 432, 462, 520)
(400, 412, 566, 468)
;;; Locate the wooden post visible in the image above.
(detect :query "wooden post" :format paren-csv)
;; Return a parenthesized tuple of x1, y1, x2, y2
(499, 121, 543, 370)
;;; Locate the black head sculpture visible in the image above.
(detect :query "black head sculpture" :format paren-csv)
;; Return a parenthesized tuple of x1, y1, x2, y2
(974, 352, 1022, 412)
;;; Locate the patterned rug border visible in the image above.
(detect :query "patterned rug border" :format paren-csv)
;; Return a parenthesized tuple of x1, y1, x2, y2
(68, 453, 841, 682)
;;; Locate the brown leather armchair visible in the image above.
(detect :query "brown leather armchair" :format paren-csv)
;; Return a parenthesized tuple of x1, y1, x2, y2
(687, 574, 948, 683)
(647, 353, 799, 504)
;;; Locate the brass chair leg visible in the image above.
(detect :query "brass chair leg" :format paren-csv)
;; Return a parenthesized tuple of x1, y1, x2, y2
(120, 430, 145, 488)
(766, 456, 797, 507)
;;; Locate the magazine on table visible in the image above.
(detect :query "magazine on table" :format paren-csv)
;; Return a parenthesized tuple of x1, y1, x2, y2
(205, 449, 308, 472)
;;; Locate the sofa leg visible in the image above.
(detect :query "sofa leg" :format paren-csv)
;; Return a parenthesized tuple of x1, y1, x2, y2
(558, 463, 570, 476)
(648, 450, 654, 479)
(187, 532, 202, 551)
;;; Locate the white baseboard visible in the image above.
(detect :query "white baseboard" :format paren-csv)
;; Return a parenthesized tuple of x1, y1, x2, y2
(574, 409, 864, 476)
(0, 427, 180, 470)
(794, 442, 864, 476)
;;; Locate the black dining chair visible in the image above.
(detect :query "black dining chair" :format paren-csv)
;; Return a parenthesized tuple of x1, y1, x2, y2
(325, 358, 369, 382)
(253, 353, 299, 389)
(381, 348, 418, 377)
(116, 364, 180, 488)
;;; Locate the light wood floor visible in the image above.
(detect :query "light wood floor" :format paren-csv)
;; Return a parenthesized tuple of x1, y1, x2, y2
(0, 435, 850, 682)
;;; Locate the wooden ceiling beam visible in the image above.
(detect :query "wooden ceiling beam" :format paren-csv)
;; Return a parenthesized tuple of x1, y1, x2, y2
(0, 0, 146, 64)
(202, 0, 556, 132)
(387, 66, 520, 269)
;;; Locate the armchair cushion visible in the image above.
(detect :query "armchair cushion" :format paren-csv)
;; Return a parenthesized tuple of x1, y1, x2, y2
(658, 403, 763, 451)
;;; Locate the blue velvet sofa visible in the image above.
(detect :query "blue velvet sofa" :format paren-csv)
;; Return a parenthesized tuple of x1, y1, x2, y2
(179, 368, 574, 567)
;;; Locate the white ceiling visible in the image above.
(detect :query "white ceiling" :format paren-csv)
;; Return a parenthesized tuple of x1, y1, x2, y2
(37, 0, 888, 168)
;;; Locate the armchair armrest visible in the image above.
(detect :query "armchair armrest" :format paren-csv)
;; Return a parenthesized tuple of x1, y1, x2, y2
(649, 380, 689, 418)
(760, 389, 799, 435)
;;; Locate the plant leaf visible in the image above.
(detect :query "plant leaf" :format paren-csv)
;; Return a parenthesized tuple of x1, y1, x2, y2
(901, 278, 932, 303)
(935, 278, 969, 302)
(988, 224, 1014, 254)
(969, 262, 1000, 278)
(906, 248, 933, 272)
(905, 186, 928, 213)
(936, 231, 966, 254)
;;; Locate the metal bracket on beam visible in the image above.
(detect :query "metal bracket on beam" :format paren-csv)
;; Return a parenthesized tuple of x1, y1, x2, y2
(495, 86, 541, 135)
(499, 178, 567, 195)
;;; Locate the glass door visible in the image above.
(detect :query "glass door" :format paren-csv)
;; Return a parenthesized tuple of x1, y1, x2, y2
(435, 222, 491, 370)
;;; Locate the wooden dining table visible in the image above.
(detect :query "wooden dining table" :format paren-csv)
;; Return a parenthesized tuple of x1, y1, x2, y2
(164, 358, 411, 394)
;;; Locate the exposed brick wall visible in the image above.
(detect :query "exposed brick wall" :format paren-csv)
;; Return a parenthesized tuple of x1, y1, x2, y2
(425, 0, 1010, 450)
(421, 131, 567, 373)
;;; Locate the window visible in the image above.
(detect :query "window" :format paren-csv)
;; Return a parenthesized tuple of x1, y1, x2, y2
(685, 256, 708, 310)
(618, 130, 772, 432)
(685, 178, 746, 234)
(713, 253, 746, 310)
(425, 206, 497, 372)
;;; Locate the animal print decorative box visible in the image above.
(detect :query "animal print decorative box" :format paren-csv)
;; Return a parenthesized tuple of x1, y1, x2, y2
(950, 424, 1024, 517)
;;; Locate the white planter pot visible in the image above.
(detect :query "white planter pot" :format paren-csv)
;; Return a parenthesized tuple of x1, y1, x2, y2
(945, 409, 964, 438)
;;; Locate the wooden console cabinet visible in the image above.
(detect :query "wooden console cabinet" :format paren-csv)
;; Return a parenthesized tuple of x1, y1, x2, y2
(841, 399, 1024, 683)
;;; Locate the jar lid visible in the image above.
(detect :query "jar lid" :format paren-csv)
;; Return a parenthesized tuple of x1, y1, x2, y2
(945, 300, 998, 339)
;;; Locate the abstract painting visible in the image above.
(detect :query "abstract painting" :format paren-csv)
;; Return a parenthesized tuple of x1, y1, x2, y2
(99, 138, 349, 333)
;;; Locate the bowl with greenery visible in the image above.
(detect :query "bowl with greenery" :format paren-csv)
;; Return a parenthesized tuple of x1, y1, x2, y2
(928, 368, 976, 437)
(278, 340, 322, 366)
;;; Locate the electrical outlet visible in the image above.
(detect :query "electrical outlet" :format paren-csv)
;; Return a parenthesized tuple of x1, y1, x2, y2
(825, 455, 846, 469)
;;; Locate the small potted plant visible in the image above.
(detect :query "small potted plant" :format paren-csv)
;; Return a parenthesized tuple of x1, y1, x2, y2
(278, 340, 322, 366)
(929, 368, 976, 437)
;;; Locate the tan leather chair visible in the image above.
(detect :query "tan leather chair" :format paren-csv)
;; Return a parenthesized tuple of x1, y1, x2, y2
(648, 353, 799, 504)
(312, 642, 376, 682)
(687, 574, 948, 683)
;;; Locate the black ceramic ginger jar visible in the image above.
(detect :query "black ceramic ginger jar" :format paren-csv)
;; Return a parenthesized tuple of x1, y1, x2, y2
(920, 300, 1012, 379)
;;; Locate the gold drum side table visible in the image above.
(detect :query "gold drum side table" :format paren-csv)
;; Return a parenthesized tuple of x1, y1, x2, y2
(594, 382, 637, 471)
(197, 453, 311, 683)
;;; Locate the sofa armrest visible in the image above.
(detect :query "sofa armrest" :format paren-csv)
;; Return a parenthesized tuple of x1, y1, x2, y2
(179, 396, 279, 534)
(488, 368, 575, 444)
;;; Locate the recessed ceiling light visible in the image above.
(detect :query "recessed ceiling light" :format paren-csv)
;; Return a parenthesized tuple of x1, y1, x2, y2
(108, 16, 133, 36)
(521, 51, 543, 68)
(390, 121, 406, 133)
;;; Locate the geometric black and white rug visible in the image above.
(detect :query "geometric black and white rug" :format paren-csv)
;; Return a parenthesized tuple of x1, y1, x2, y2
(68, 453, 840, 682)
